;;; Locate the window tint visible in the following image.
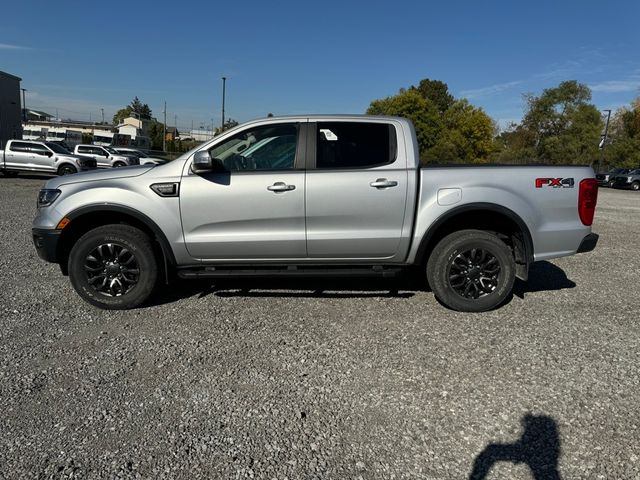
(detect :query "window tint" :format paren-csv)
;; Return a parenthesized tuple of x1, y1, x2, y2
(207, 124, 298, 171)
(9, 141, 30, 153)
(77, 146, 90, 153)
(29, 143, 50, 156)
(316, 122, 396, 169)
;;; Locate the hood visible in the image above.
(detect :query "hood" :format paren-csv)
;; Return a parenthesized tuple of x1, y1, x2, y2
(44, 164, 154, 189)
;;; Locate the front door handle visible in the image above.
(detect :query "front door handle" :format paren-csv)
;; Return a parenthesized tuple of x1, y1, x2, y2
(267, 182, 296, 192)
(370, 178, 398, 189)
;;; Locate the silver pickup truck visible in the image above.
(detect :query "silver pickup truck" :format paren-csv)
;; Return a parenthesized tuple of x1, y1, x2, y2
(32, 115, 599, 312)
(1, 140, 97, 176)
(73, 144, 138, 168)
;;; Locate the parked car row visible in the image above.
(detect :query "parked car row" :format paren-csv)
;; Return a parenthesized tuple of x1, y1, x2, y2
(596, 167, 640, 191)
(0, 139, 166, 177)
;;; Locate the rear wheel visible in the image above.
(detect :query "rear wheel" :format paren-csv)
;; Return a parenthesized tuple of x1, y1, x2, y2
(426, 229, 515, 312)
(632, 181, 640, 191)
(57, 164, 77, 176)
(68, 225, 158, 309)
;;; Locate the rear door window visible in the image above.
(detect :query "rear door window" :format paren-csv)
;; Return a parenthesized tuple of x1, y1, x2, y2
(315, 122, 397, 169)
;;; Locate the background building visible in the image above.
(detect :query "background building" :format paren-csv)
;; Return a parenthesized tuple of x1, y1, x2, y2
(0, 71, 23, 149)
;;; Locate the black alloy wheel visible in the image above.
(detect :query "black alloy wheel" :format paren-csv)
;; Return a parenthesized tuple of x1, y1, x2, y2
(68, 224, 158, 309)
(448, 248, 500, 299)
(427, 229, 516, 312)
(84, 242, 140, 297)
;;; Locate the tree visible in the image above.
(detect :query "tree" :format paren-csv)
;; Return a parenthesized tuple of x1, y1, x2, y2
(521, 81, 603, 164)
(603, 97, 640, 168)
(424, 100, 495, 163)
(411, 78, 454, 114)
(112, 97, 153, 124)
(367, 79, 494, 163)
(496, 81, 603, 165)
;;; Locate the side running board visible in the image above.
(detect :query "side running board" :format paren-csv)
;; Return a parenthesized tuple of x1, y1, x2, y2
(177, 265, 403, 280)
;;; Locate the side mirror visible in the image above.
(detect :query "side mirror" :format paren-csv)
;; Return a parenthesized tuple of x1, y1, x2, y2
(45, 151, 53, 157)
(192, 150, 224, 173)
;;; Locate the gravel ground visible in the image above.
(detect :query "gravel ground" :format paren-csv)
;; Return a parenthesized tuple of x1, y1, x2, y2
(0, 175, 639, 479)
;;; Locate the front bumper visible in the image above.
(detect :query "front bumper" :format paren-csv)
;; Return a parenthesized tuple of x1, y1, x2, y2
(32, 228, 61, 263)
(576, 233, 599, 254)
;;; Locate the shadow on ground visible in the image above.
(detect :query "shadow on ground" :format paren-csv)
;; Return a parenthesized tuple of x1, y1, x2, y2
(512, 261, 576, 299)
(148, 260, 575, 308)
(469, 414, 561, 480)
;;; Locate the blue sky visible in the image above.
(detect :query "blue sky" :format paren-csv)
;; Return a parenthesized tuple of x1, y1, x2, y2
(1, 0, 639, 131)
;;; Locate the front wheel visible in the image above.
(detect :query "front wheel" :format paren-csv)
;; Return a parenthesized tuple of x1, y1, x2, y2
(68, 224, 158, 309)
(113, 161, 126, 168)
(57, 164, 77, 176)
(426, 229, 516, 312)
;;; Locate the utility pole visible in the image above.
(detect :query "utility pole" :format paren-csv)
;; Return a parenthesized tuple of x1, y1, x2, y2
(599, 109, 612, 171)
(21, 89, 27, 122)
(162, 101, 167, 152)
(221, 76, 226, 130)
(101, 108, 105, 124)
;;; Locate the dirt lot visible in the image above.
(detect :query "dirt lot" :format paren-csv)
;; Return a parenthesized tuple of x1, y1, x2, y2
(0, 175, 638, 479)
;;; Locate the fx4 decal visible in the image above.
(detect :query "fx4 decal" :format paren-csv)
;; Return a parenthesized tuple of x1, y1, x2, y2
(535, 178, 575, 188)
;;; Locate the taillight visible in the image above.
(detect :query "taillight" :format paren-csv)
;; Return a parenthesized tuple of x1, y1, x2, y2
(578, 178, 598, 226)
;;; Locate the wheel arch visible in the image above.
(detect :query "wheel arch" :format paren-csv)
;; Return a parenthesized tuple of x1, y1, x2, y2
(57, 204, 176, 277)
(414, 203, 534, 280)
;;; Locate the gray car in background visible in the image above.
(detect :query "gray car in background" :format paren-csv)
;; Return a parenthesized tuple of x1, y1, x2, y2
(32, 115, 599, 312)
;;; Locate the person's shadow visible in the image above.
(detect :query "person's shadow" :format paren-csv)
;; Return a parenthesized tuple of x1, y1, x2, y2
(469, 414, 561, 479)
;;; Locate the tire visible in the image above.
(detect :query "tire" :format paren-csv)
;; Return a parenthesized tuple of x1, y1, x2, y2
(608, 179, 615, 188)
(57, 164, 77, 176)
(68, 224, 158, 309)
(113, 162, 126, 168)
(426, 229, 516, 312)
(632, 181, 640, 191)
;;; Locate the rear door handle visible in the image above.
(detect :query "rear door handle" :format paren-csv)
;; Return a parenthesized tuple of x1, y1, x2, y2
(267, 182, 296, 192)
(370, 178, 398, 189)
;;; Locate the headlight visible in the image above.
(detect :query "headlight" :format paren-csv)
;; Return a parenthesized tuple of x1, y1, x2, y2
(37, 189, 61, 207)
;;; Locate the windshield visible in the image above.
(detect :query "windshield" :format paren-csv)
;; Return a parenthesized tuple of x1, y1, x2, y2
(45, 142, 71, 154)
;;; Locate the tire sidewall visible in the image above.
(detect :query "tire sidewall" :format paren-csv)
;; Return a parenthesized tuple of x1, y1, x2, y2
(68, 227, 157, 309)
(428, 232, 515, 312)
